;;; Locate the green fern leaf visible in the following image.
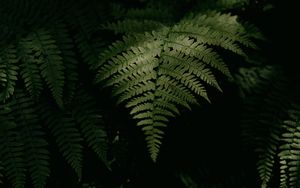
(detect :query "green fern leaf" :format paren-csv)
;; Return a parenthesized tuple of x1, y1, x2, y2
(18, 40, 43, 99)
(0, 45, 18, 102)
(19, 29, 65, 107)
(0, 131, 25, 188)
(237, 65, 292, 187)
(40, 103, 83, 180)
(9, 92, 50, 188)
(72, 11, 104, 70)
(71, 90, 109, 168)
(98, 12, 255, 161)
(0, 104, 26, 188)
(49, 22, 79, 102)
(278, 106, 300, 188)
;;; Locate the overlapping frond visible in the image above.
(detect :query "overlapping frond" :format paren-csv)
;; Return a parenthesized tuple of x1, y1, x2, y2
(71, 9, 104, 70)
(18, 29, 65, 107)
(71, 90, 109, 167)
(236, 65, 292, 188)
(0, 0, 265, 187)
(49, 22, 79, 102)
(0, 101, 26, 188)
(0, 45, 18, 102)
(10, 91, 50, 188)
(98, 11, 257, 161)
(40, 103, 83, 180)
(0, 130, 25, 188)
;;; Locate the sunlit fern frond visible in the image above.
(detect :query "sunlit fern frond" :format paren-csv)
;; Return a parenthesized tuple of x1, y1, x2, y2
(97, 11, 259, 161)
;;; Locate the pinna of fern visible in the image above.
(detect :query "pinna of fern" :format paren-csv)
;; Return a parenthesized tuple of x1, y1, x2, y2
(97, 10, 260, 161)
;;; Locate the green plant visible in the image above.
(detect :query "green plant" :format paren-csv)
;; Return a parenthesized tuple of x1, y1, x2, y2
(97, 9, 258, 161)
(1, 0, 294, 188)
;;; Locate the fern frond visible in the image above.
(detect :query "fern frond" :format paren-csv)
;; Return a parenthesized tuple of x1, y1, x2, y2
(0, 104, 26, 188)
(72, 11, 104, 70)
(98, 11, 256, 161)
(49, 22, 79, 102)
(71, 90, 109, 168)
(18, 29, 65, 107)
(40, 103, 83, 180)
(278, 106, 300, 188)
(9, 91, 50, 188)
(0, 45, 18, 102)
(237, 65, 292, 187)
(18, 40, 43, 99)
(0, 131, 25, 188)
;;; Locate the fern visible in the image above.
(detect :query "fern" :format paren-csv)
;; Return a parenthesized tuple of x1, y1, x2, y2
(18, 29, 65, 107)
(40, 102, 83, 180)
(11, 91, 50, 188)
(18, 39, 44, 99)
(49, 22, 79, 102)
(97, 11, 257, 161)
(0, 102, 26, 188)
(278, 105, 300, 188)
(236, 65, 292, 187)
(0, 91, 51, 188)
(71, 8, 105, 70)
(0, 45, 18, 102)
(70, 89, 109, 168)
(0, 131, 25, 188)
(0, 0, 266, 187)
